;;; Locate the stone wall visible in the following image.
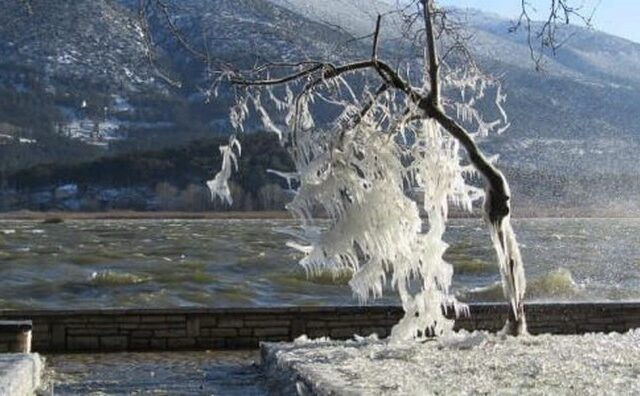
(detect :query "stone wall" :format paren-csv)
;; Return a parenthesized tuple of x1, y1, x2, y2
(0, 302, 638, 353)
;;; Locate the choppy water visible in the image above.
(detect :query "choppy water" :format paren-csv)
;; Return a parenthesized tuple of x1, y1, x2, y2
(0, 218, 638, 309)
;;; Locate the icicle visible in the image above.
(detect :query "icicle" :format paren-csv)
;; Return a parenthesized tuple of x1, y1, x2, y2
(206, 135, 241, 205)
(216, 37, 520, 341)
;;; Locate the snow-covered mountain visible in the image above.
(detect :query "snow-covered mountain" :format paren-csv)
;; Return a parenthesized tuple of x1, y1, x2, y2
(1, 0, 639, 210)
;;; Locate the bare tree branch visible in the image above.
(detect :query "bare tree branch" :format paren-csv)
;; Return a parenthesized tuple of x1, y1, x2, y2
(371, 14, 382, 60)
(422, 0, 440, 105)
(510, 0, 597, 69)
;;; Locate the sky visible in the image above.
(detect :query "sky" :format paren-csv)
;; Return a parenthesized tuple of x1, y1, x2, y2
(435, 0, 640, 43)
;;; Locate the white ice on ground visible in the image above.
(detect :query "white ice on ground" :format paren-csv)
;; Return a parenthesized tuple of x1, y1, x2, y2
(265, 330, 640, 395)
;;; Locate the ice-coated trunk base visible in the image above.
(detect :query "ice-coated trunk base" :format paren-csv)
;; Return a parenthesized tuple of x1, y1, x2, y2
(484, 184, 528, 336)
(501, 302, 527, 336)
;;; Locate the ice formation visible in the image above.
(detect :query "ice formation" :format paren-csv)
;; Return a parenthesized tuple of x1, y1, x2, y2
(229, 82, 494, 340)
(219, 1, 526, 340)
(266, 169, 298, 192)
(206, 135, 241, 205)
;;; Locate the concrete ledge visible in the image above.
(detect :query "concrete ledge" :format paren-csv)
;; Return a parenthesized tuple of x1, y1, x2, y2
(0, 321, 32, 353)
(260, 332, 640, 395)
(0, 302, 638, 353)
(0, 354, 43, 395)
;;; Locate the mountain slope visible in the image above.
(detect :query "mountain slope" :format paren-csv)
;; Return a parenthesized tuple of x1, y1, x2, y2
(0, 0, 638, 212)
(0, 0, 158, 91)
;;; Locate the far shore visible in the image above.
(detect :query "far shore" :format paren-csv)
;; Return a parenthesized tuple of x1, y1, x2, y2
(0, 209, 638, 221)
(0, 210, 294, 221)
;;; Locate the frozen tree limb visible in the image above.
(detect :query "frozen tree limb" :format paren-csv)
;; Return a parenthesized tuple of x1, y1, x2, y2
(127, 0, 594, 339)
(511, 0, 596, 70)
(206, 135, 241, 205)
(224, 0, 529, 336)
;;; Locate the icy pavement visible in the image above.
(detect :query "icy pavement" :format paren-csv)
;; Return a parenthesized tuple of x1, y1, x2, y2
(43, 350, 266, 395)
(262, 330, 640, 395)
(0, 354, 43, 395)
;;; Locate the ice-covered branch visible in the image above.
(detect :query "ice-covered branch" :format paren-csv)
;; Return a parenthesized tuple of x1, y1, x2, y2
(420, 2, 524, 331)
(220, 2, 528, 338)
(206, 136, 241, 205)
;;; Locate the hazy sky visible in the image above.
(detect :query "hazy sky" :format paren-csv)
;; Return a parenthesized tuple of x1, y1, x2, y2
(435, 1, 640, 43)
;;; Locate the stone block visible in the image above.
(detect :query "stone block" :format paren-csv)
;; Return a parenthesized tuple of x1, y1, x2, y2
(130, 338, 150, 349)
(199, 317, 217, 328)
(196, 337, 226, 349)
(186, 317, 200, 337)
(130, 330, 153, 338)
(327, 321, 363, 328)
(254, 327, 289, 337)
(118, 316, 141, 324)
(330, 328, 356, 339)
(306, 321, 327, 328)
(245, 320, 290, 328)
(140, 316, 168, 323)
(263, 336, 289, 342)
(306, 329, 330, 339)
(226, 337, 259, 349)
(0, 334, 14, 342)
(149, 338, 167, 349)
(167, 338, 196, 349)
(67, 328, 99, 336)
(100, 336, 128, 350)
(138, 323, 171, 330)
(207, 328, 237, 337)
(586, 316, 616, 324)
(576, 324, 607, 333)
(67, 336, 99, 350)
(165, 315, 187, 322)
(217, 318, 243, 328)
(605, 324, 630, 333)
(154, 329, 187, 338)
(87, 316, 114, 323)
(238, 328, 253, 336)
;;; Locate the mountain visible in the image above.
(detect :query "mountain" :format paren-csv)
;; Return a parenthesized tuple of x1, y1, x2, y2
(0, 0, 638, 214)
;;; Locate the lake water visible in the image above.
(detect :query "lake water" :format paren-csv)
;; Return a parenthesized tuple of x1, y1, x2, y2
(0, 218, 638, 309)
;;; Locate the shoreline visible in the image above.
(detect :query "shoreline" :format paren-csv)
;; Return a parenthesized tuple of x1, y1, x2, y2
(0, 210, 637, 221)
(0, 210, 294, 221)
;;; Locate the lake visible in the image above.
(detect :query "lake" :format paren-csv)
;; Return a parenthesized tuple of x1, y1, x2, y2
(0, 218, 638, 309)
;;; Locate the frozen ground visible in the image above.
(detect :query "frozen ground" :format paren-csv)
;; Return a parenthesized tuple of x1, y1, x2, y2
(262, 330, 640, 395)
(0, 354, 43, 395)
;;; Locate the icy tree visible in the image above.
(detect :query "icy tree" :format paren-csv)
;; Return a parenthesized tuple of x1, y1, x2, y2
(206, 0, 528, 339)
(136, 0, 593, 339)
